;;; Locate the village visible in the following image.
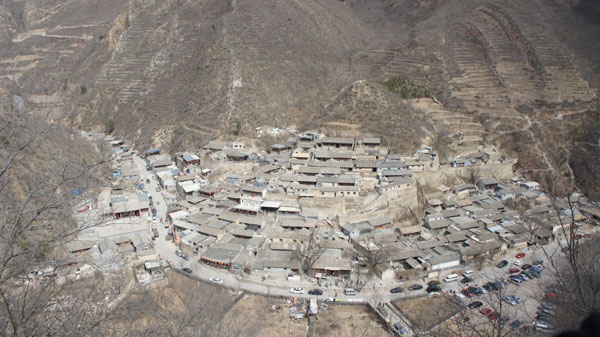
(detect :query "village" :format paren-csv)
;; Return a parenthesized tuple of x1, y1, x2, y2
(58, 127, 600, 335)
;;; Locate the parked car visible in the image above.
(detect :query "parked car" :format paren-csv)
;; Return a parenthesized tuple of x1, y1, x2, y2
(516, 252, 526, 259)
(462, 270, 474, 278)
(155, 187, 160, 192)
(428, 280, 441, 286)
(468, 301, 483, 309)
(308, 289, 323, 295)
(515, 273, 528, 281)
(497, 260, 509, 268)
(583, 233, 591, 238)
(210, 277, 223, 283)
(146, 179, 150, 184)
(533, 260, 544, 266)
(503, 295, 517, 306)
(508, 277, 522, 285)
(408, 284, 423, 291)
(393, 323, 407, 335)
(521, 264, 532, 270)
(534, 321, 552, 329)
(461, 277, 473, 284)
(531, 264, 546, 273)
(509, 268, 520, 274)
(427, 285, 441, 293)
(487, 312, 498, 320)
(390, 287, 404, 294)
(344, 288, 357, 296)
(513, 260, 523, 266)
(152, 228, 159, 239)
(479, 307, 492, 315)
(510, 320, 522, 330)
(290, 288, 305, 294)
(182, 267, 193, 274)
(541, 302, 555, 310)
(545, 292, 557, 299)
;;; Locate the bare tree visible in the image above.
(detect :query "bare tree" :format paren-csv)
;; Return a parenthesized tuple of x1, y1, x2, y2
(0, 109, 113, 336)
(293, 231, 325, 276)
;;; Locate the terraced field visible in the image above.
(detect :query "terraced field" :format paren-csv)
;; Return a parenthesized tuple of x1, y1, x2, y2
(0, 0, 598, 197)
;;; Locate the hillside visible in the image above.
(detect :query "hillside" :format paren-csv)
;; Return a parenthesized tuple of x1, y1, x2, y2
(0, 0, 598, 197)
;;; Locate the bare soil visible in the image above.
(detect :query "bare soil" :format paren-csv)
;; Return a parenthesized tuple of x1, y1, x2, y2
(394, 295, 463, 331)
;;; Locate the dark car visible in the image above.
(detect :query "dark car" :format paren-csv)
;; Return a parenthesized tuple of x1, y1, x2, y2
(468, 301, 483, 309)
(510, 320, 522, 330)
(521, 271, 533, 279)
(534, 260, 544, 266)
(308, 289, 323, 295)
(521, 264, 531, 270)
(461, 277, 473, 284)
(390, 287, 404, 294)
(497, 260, 509, 268)
(427, 285, 441, 293)
(152, 228, 159, 239)
(483, 283, 493, 291)
(473, 287, 484, 296)
(530, 270, 542, 278)
(146, 179, 150, 184)
(428, 280, 441, 286)
(182, 267, 193, 274)
(408, 284, 423, 291)
(393, 323, 407, 335)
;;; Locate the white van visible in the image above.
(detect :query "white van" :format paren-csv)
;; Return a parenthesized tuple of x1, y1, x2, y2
(444, 274, 459, 283)
(344, 288, 357, 296)
(463, 270, 474, 278)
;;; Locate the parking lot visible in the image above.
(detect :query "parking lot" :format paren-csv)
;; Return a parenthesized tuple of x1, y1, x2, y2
(436, 244, 566, 336)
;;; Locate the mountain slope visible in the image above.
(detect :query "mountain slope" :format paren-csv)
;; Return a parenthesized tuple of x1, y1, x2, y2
(0, 0, 599, 198)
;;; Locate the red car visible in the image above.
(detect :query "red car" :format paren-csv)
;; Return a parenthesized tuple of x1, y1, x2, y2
(575, 234, 583, 240)
(509, 268, 520, 274)
(515, 253, 526, 259)
(479, 308, 492, 315)
(545, 292, 557, 299)
(487, 312, 498, 320)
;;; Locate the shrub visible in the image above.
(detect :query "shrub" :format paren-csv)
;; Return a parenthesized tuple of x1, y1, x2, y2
(378, 75, 430, 98)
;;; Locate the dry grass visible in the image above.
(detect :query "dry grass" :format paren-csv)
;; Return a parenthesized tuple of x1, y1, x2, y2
(394, 295, 463, 331)
(311, 305, 389, 337)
